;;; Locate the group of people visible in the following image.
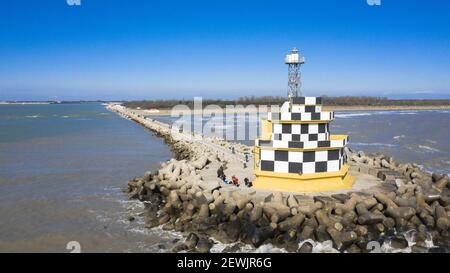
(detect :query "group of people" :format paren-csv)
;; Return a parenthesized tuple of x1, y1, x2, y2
(217, 166, 252, 188)
(230, 147, 249, 163)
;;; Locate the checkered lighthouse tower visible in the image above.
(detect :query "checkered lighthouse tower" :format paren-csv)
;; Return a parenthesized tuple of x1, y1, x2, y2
(253, 49, 355, 192)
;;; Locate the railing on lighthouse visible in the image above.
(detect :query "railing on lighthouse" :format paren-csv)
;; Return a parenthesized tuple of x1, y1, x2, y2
(285, 48, 305, 99)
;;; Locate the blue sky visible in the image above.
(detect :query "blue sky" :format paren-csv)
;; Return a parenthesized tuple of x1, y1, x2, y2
(0, 0, 449, 101)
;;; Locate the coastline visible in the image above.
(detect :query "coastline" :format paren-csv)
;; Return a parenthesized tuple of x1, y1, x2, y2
(129, 105, 450, 117)
(106, 103, 450, 253)
(0, 102, 52, 105)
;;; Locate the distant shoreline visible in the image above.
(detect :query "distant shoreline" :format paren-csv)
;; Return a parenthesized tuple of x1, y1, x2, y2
(130, 104, 450, 116)
(0, 102, 52, 105)
(0, 101, 121, 105)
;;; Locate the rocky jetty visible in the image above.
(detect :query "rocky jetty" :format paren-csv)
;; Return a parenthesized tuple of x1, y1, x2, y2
(108, 104, 450, 253)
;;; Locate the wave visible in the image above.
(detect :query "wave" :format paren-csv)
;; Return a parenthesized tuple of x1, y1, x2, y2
(393, 135, 405, 140)
(335, 113, 372, 118)
(418, 145, 440, 153)
(379, 230, 435, 253)
(61, 115, 82, 119)
(335, 110, 421, 119)
(351, 142, 397, 147)
(25, 115, 41, 119)
(210, 241, 287, 253)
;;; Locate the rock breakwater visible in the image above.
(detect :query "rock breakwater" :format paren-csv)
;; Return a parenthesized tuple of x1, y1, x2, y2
(108, 104, 450, 253)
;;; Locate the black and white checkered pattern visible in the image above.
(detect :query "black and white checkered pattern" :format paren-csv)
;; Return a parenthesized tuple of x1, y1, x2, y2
(256, 97, 348, 175)
(256, 136, 348, 149)
(273, 133, 329, 142)
(259, 148, 345, 174)
(268, 111, 334, 121)
(269, 97, 332, 121)
(291, 97, 322, 105)
(272, 123, 330, 142)
(291, 105, 322, 113)
(273, 123, 330, 135)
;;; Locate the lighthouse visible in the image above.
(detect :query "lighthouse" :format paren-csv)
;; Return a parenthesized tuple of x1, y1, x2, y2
(285, 48, 305, 98)
(252, 48, 355, 192)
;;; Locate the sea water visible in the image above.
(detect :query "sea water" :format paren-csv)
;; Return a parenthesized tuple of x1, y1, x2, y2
(0, 103, 175, 252)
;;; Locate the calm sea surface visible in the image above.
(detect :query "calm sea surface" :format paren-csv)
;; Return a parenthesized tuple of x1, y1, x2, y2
(1, 104, 449, 252)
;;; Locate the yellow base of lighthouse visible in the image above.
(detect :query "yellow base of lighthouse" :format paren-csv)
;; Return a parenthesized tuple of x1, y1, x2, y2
(253, 164, 355, 193)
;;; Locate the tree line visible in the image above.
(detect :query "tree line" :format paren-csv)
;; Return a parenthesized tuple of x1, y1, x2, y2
(122, 96, 450, 109)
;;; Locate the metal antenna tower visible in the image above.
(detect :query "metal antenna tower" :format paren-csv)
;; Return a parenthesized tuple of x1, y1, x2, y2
(284, 48, 305, 98)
